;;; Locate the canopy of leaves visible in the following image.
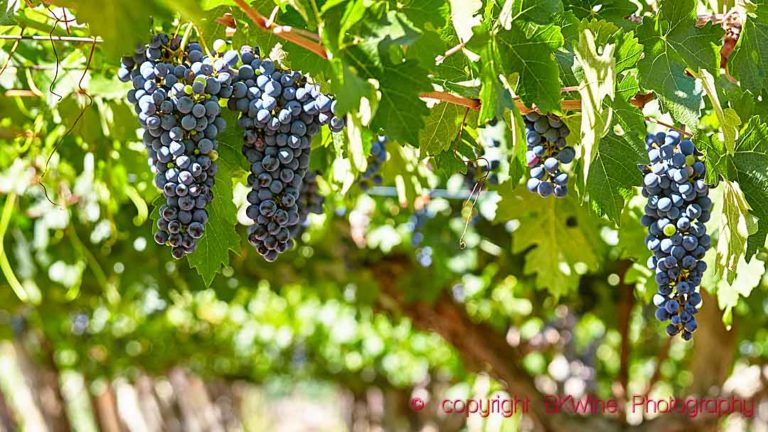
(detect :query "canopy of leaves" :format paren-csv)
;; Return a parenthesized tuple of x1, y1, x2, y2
(1, 1, 768, 430)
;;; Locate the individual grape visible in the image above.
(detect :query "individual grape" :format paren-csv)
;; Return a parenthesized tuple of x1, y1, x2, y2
(641, 130, 712, 341)
(523, 112, 575, 198)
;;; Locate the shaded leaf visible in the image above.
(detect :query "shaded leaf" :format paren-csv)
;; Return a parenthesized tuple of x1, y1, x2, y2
(586, 132, 644, 223)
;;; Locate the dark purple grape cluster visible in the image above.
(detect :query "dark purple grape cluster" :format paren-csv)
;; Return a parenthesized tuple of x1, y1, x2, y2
(523, 112, 574, 198)
(359, 135, 388, 190)
(227, 45, 345, 261)
(641, 130, 711, 341)
(119, 34, 236, 259)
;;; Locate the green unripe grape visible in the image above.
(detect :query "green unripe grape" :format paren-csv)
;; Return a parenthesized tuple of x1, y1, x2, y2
(663, 224, 677, 237)
(685, 155, 696, 166)
(184, 85, 193, 95)
(209, 150, 219, 161)
(213, 39, 227, 53)
(194, 75, 207, 85)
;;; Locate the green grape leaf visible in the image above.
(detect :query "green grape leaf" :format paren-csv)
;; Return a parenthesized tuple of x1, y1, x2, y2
(361, 11, 422, 58)
(573, 27, 615, 183)
(50, 0, 173, 59)
(496, 23, 563, 113)
(0, 2, 16, 25)
(617, 200, 651, 260)
(471, 29, 505, 124)
(714, 181, 758, 284)
(345, 114, 369, 172)
(732, 117, 768, 258)
(186, 134, 242, 286)
(499, 0, 563, 26)
(586, 132, 644, 224)
(614, 31, 642, 73)
(400, 0, 449, 28)
(448, 0, 482, 43)
(407, 30, 446, 74)
(611, 96, 645, 138)
(419, 102, 468, 157)
(565, 0, 637, 23)
(656, 0, 721, 71)
(637, 30, 701, 128)
(729, 4, 768, 94)
(704, 250, 765, 327)
(329, 58, 378, 120)
(636, 0, 720, 129)
(691, 69, 741, 154)
(369, 59, 432, 145)
(496, 187, 603, 297)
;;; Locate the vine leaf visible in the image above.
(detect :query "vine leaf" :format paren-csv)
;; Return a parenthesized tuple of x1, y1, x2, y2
(419, 102, 469, 156)
(732, 117, 768, 259)
(496, 187, 603, 298)
(345, 114, 369, 173)
(50, 0, 198, 59)
(729, 1, 768, 93)
(496, 23, 563, 113)
(370, 59, 432, 145)
(692, 69, 741, 155)
(573, 27, 615, 183)
(656, 0, 721, 71)
(399, 0, 449, 28)
(704, 251, 765, 327)
(565, 0, 637, 23)
(329, 59, 378, 121)
(499, 0, 563, 26)
(448, 0, 482, 43)
(715, 181, 758, 284)
(586, 132, 644, 224)
(636, 0, 720, 129)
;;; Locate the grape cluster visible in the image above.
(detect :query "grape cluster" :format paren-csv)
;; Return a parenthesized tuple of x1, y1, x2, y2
(641, 131, 711, 341)
(227, 45, 345, 261)
(119, 34, 235, 259)
(358, 135, 388, 190)
(291, 171, 324, 238)
(523, 112, 575, 198)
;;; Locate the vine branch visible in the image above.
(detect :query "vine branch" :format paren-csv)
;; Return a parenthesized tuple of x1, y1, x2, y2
(0, 35, 102, 43)
(232, 0, 327, 59)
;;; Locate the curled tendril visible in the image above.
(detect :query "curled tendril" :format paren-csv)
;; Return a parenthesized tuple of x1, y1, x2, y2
(39, 38, 97, 206)
(450, 108, 490, 249)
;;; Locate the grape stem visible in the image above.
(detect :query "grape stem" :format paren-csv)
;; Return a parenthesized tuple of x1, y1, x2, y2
(435, 41, 467, 65)
(418, 90, 582, 114)
(233, 0, 327, 58)
(178, 22, 195, 56)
